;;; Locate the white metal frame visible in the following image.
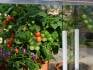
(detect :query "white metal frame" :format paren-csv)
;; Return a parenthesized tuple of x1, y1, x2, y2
(75, 29, 79, 70)
(62, 29, 79, 70)
(62, 31, 68, 70)
(0, 0, 93, 5)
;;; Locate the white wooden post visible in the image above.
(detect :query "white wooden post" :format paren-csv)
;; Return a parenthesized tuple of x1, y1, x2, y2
(75, 29, 79, 70)
(62, 31, 67, 70)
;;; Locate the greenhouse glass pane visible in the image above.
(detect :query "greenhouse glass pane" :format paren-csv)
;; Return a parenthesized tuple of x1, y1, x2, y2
(78, 5, 93, 70)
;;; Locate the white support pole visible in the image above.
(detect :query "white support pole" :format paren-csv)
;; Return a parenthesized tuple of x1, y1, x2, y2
(62, 31, 67, 70)
(75, 29, 79, 70)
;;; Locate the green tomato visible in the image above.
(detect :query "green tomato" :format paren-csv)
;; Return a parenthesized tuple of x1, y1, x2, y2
(45, 31, 50, 36)
(23, 27, 27, 31)
(48, 37, 53, 42)
(8, 25, 12, 29)
(84, 20, 89, 24)
(82, 14, 87, 19)
(4, 28, 8, 32)
(30, 46, 35, 50)
(32, 21, 35, 24)
(88, 19, 92, 22)
(15, 39, 22, 44)
(41, 34, 45, 37)
(30, 32, 33, 36)
(35, 46, 40, 51)
(42, 37, 47, 42)
(37, 42, 41, 45)
(88, 25, 93, 29)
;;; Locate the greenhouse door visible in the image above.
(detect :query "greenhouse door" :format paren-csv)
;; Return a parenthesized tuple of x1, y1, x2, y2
(62, 5, 93, 70)
(61, 6, 79, 70)
(78, 5, 93, 70)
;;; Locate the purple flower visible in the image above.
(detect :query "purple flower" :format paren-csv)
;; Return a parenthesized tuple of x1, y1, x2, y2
(3, 51, 11, 57)
(31, 53, 36, 60)
(7, 51, 11, 56)
(22, 48, 26, 54)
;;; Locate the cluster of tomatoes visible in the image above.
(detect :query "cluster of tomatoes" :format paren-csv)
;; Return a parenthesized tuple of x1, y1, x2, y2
(3, 15, 15, 48)
(3, 15, 14, 25)
(35, 32, 42, 43)
(6, 30, 15, 49)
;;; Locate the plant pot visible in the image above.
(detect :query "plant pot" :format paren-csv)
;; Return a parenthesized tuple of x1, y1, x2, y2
(40, 61, 49, 70)
(0, 61, 8, 70)
(20, 65, 28, 70)
(56, 62, 63, 70)
(21, 65, 28, 70)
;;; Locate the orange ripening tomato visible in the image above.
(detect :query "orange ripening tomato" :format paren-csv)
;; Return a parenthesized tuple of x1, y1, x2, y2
(6, 15, 14, 22)
(35, 32, 41, 37)
(36, 37, 42, 42)
(15, 48, 19, 54)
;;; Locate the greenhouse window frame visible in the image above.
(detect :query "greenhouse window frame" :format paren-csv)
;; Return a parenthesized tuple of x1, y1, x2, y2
(0, 0, 93, 5)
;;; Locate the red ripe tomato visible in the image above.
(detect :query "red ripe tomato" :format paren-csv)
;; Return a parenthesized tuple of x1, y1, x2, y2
(3, 20, 9, 25)
(9, 37, 14, 42)
(35, 32, 41, 37)
(10, 30, 15, 38)
(6, 15, 14, 22)
(6, 38, 13, 48)
(36, 37, 42, 42)
(7, 40, 12, 48)
(7, 43, 12, 48)
(15, 48, 19, 54)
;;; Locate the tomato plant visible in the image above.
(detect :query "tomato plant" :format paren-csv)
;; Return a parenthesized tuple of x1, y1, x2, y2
(1, 4, 89, 70)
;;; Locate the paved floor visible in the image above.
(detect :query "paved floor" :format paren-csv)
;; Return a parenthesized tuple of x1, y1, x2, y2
(49, 47, 93, 70)
(80, 48, 93, 70)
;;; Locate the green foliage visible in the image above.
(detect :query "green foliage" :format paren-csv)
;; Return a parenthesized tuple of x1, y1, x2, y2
(0, 4, 62, 70)
(1, 4, 93, 69)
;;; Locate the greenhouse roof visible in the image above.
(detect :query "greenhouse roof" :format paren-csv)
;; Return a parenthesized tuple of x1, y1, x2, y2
(0, 0, 93, 5)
